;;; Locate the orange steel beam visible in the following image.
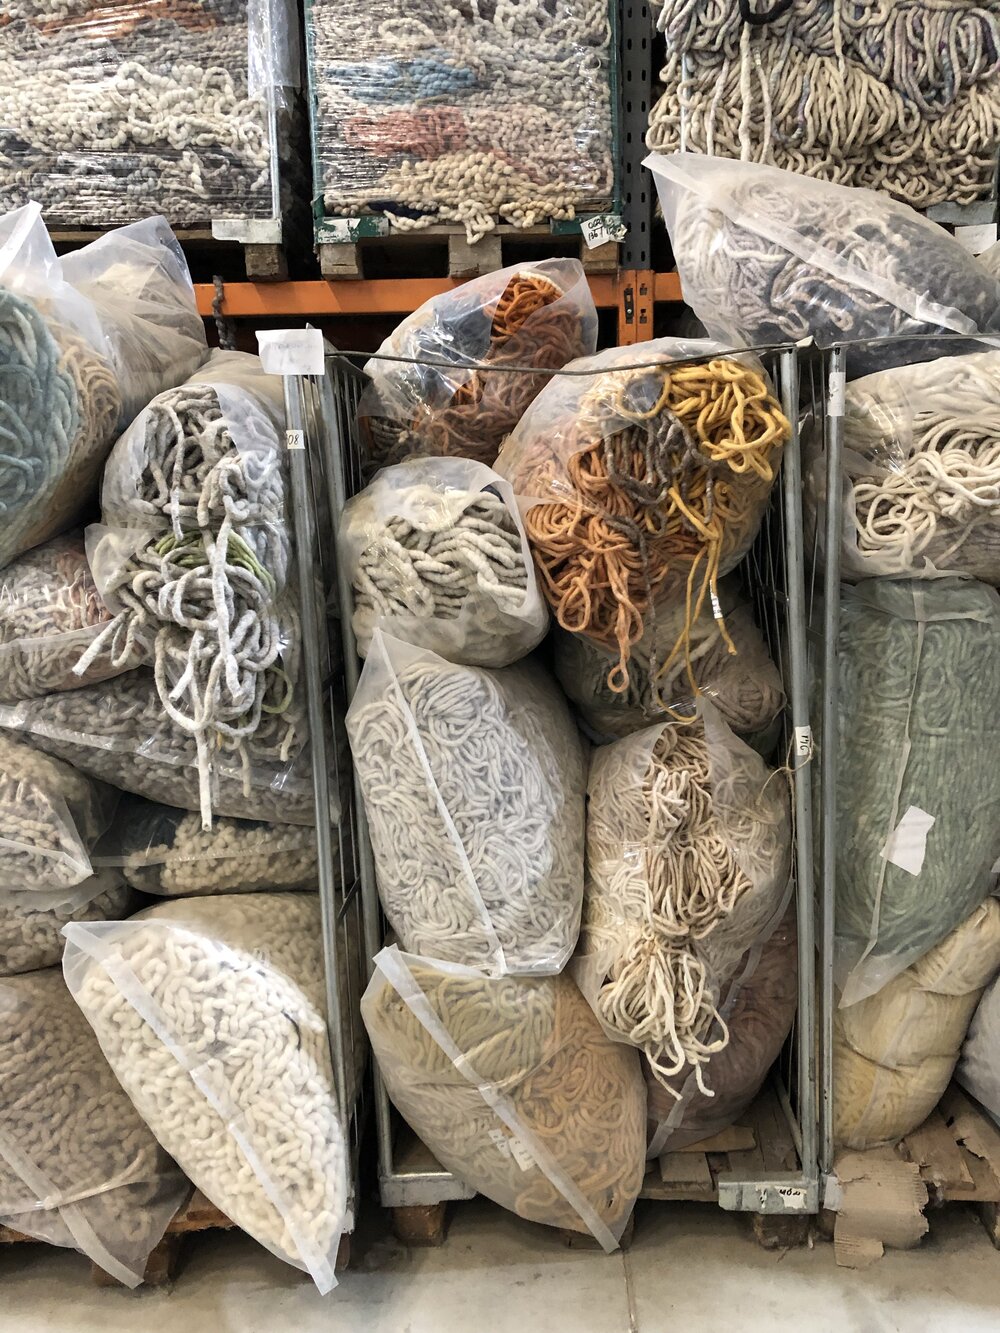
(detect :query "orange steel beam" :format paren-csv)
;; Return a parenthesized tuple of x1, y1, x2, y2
(195, 271, 684, 319)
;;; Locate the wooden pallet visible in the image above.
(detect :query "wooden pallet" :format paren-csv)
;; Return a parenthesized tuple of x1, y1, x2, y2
(49, 227, 290, 283)
(318, 223, 620, 281)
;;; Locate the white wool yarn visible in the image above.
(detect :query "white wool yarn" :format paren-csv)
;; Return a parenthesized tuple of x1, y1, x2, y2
(347, 634, 587, 976)
(0, 871, 132, 975)
(0, 967, 187, 1286)
(0, 732, 116, 891)
(63, 893, 348, 1292)
(309, 0, 614, 241)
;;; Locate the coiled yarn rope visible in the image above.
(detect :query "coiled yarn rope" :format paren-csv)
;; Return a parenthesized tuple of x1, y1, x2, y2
(362, 952, 645, 1245)
(496, 346, 788, 693)
(0, 290, 121, 570)
(0, 967, 188, 1287)
(0, 871, 132, 976)
(579, 715, 790, 1096)
(310, 0, 614, 240)
(0, 534, 138, 703)
(834, 579, 1000, 1004)
(347, 638, 586, 976)
(819, 350, 1000, 581)
(647, 1, 1000, 207)
(649, 154, 1000, 373)
(360, 266, 596, 471)
(834, 898, 1000, 1149)
(64, 893, 348, 1292)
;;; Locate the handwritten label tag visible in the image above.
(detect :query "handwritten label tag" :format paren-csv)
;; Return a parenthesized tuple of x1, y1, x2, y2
(285, 430, 305, 451)
(257, 328, 325, 377)
(880, 805, 935, 876)
(580, 214, 628, 249)
(794, 725, 813, 760)
(488, 1128, 533, 1171)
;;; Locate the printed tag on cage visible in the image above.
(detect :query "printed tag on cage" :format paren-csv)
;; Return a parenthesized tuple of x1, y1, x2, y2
(880, 805, 935, 877)
(954, 223, 998, 256)
(285, 430, 305, 451)
(794, 725, 813, 760)
(580, 214, 628, 249)
(488, 1127, 533, 1171)
(257, 328, 325, 377)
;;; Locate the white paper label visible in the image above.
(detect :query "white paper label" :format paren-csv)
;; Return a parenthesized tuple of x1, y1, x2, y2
(826, 368, 846, 417)
(710, 589, 723, 620)
(488, 1128, 533, 1171)
(285, 429, 305, 451)
(954, 223, 999, 256)
(770, 1186, 809, 1211)
(257, 328, 325, 377)
(794, 725, 813, 760)
(880, 805, 935, 876)
(580, 214, 627, 249)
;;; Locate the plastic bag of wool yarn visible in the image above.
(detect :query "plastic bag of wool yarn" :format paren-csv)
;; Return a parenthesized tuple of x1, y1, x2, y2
(980, 242, 1000, 281)
(340, 456, 548, 667)
(63, 893, 349, 1292)
(357, 260, 598, 473)
(551, 580, 784, 743)
(574, 705, 791, 1098)
(0, 732, 117, 892)
(806, 349, 1000, 583)
(834, 898, 1000, 1150)
(347, 632, 587, 976)
(0, 870, 132, 975)
(93, 795, 320, 897)
(494, 339, 788, 696)
(645, 153, 1000, 376)
(362, 946, 645, 1249)
(644, 905, 797, 1157)
(0, 533, 141, 703)
(958, 965, 1000, 1128)
(833, 579, 1000, 1006)
(0, 967, 188, 1286)
(0, 670, 319, 827)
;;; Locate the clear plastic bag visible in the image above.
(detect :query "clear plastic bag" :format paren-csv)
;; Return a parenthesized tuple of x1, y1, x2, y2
(63, 893, 348, 1293)
(340, 456, 549, 666)
(552, 582, 784, 742)
(980, 242, 1000, 281)
(645, 906, 798, 1157)
(0, 870, 132, 976)
(0, 967, 188, 1286)
(958, 963, 1000, 1126)
(0, 533, 140, 703)
(646, 153, 1000, 373)
(0, 732, 116, 891)
(806, 349, 1000, 582)
(347, 633, 587, 975)
(574, 705, 791, 1097)
(362, 946, 645, 1249)
(495, 339, 788, 693)
(834, 579, 1000, 1004)
(834, 898, 1000, 1149)
(94, 795, 320, 897)
(0, 0, 299, 228)
(0, 670, 318, 827)
(358, 260, 598, 472)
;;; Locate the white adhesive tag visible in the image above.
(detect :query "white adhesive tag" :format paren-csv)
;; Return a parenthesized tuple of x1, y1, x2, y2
(710, 589, 723, 620)
(880, 805, 935, 876)
(580, 214, 628, 249)
(826, 368, 846, 416)
(285, 430, 305, 451)
(256, 328, 325, 377)
(794, 725, 813, 760)
(771, 1186, 809, 1211)
(954, 223, 999, 256)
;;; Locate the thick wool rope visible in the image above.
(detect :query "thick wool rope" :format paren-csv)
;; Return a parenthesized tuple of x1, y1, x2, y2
(362, 953, 646, 1244)
(310, 0, 614, 240)
(649, 155, 1000, 372)
(64, 893, 348, 1292)
(834, 579, 1000, 1005)
(0, 669, 317, 826)
(0, 13, 277, 226)
(97, 796, 320, 897)
(835, 898, 1000, 1149)
(823, 350, 1000, 581)
(0, 967, 188, 1286)
(496, 346, 788, 693)
(552, 593, 784, 741)
(580, 716, 790, 1097)
(0, 534, 139, 703)
(360, 266, 596, 472)
(347, 639, 586, 976)
(0, 871, 131, 976)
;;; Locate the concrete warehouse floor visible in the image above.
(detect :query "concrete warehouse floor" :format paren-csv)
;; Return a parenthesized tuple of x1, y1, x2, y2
(1, 1199, 999, 1333)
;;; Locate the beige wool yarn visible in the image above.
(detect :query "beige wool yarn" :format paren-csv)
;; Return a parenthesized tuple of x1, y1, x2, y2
(0, 871, 132, 976)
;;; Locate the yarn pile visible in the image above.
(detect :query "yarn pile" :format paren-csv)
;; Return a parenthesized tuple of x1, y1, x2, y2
(309, 0, 614, 240)
(0, 0, 285, 225)
(0, 872, 131, 975)
(647, 1, 1000, 209)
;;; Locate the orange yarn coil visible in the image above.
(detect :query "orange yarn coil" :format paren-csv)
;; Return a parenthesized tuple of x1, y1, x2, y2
(499, 353, 790, 695)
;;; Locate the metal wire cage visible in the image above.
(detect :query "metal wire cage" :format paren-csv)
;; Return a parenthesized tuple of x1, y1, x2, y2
(302, 342, 822, 1218)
